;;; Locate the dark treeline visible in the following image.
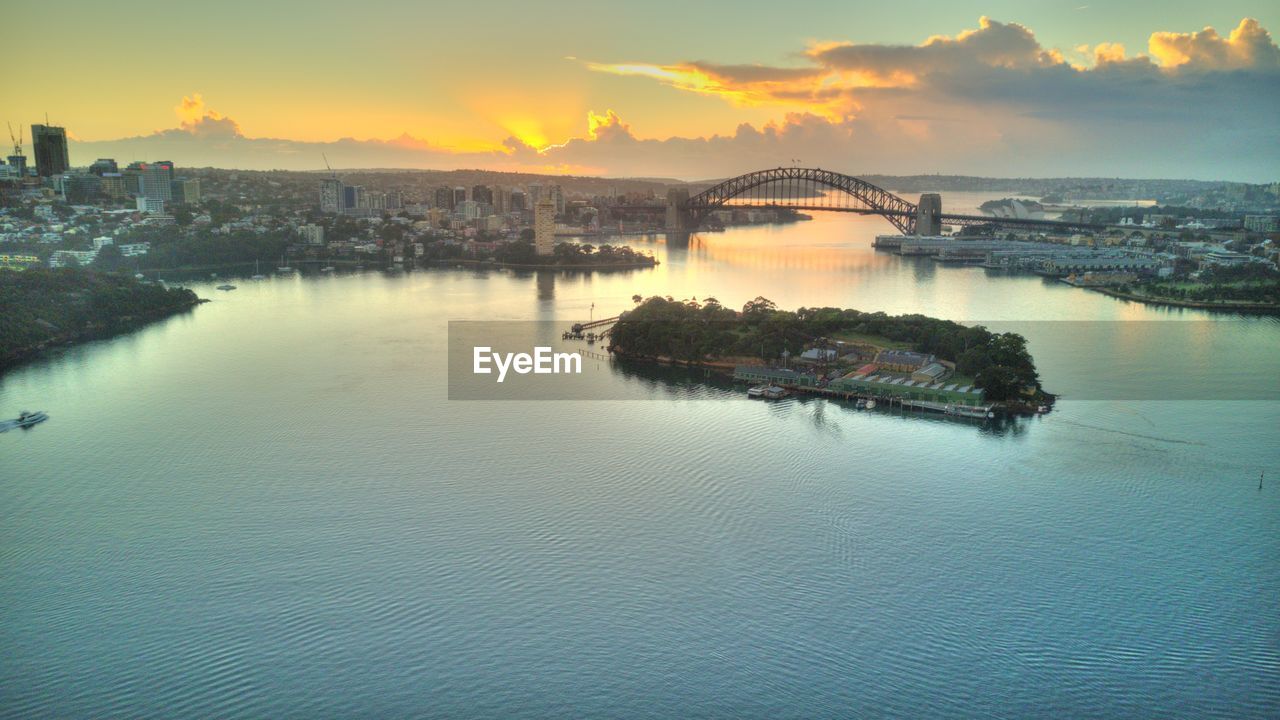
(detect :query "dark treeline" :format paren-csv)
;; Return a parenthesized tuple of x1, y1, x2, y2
(609, 296, 1041, 401)
(0, 268, 200, 365)
(1130, 263, 1280, 304)
(489, 240, 655, 266)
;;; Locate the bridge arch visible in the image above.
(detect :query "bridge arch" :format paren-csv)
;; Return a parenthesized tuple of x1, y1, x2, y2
(685, 167, 920, 234)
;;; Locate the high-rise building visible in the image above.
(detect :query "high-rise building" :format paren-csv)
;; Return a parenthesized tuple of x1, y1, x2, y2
(89, 158, 118, 176)
(491, 186, 508, 215)
(433, 186, 455, 210)
(526, 183, 543, 209)
(129, 161, 174, 201)
(472, 185, 493, 205)
(6, 153, 27, 177)
(171, 178, 201, 205)
(509, 189, 526, 213)
(456, 199, 481, 220)
(31, 124, 70, 177)
(453, 186, 467, 207)
(319, 177, 343, 213)
(548, 184, 565, 214)
(534, 196, 556, 256)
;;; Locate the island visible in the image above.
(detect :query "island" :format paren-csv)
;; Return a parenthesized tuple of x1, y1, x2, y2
(608, 296, 1048, 414)
(0, 268, 203, 370)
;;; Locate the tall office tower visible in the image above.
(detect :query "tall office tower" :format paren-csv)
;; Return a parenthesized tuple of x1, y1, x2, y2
(319, 177, 343, 213)
(509, 189, 526, 213)
(548, 184, 565, 214)
(31, 124, 70, 177)
(471, 184, 493, 205)
(534, 196, 556, 256)
(453, 186, 467, 206)
(341, 185, 366, 214)
(433, 186, 454, 210)
(526, 183, 543, 209)
(492, 186, 509, 215)
(89, 158, 118, 176)
(137, 161, 174, 201)
(6, 154, 27, 176)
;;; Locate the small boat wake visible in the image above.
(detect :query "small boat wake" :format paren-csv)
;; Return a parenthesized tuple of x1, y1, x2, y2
(1, 411, 49, 432)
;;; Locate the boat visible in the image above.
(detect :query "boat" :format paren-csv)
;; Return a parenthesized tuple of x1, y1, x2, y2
(276, 254, 293, 273)
(748, 384, 789, 399)
(216, 284, 237, 291)
(251, 259, 266, 280)
(321, 266, 336, 272)
(865, 399, 877, 409)
(134, 273, 145, 280)
(15, 410, 48, 427)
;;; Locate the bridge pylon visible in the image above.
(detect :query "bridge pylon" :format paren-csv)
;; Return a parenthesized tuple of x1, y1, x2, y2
(916, 193, 942, 236)
(666, 187, 691, 231)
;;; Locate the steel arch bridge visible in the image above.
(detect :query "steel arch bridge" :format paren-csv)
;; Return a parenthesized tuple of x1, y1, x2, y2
(683, 167, 923, 234)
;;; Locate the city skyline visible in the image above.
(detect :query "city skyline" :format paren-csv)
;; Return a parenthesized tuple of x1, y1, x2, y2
(9, 1, 1280, 181)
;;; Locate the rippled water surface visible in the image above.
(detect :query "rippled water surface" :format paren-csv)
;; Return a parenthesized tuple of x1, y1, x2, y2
(3, 200, 1279, 718)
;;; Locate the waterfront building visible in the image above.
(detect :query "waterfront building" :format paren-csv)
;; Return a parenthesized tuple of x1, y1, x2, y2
(534, 195, 556, 256)
(733, 366, 819, 387)
(829, 372, 986, 407)
(31, 124, 70, 177)
(300, 224, 325, 245)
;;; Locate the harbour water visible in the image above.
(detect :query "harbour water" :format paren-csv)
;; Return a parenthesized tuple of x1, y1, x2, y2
(3, 198, 1278, 718)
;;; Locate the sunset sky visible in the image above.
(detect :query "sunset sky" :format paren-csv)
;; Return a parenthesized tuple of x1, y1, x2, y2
(10, 0, 1280, 180)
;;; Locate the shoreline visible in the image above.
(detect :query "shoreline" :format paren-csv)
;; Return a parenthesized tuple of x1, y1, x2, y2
(428, 258, 658, 271)
(1080, 285, 1280, 314)
(608, 353, 1052, 416)
(0, 297, 206, 373)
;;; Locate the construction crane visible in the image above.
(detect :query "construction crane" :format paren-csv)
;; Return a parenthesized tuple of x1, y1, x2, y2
(323, 153, 336, 177)
(7, 122, 21, 157)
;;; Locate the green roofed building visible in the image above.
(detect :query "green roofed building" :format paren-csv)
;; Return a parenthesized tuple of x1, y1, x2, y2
(829, 372, 986, 406)
(733, 366, 819, 387)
